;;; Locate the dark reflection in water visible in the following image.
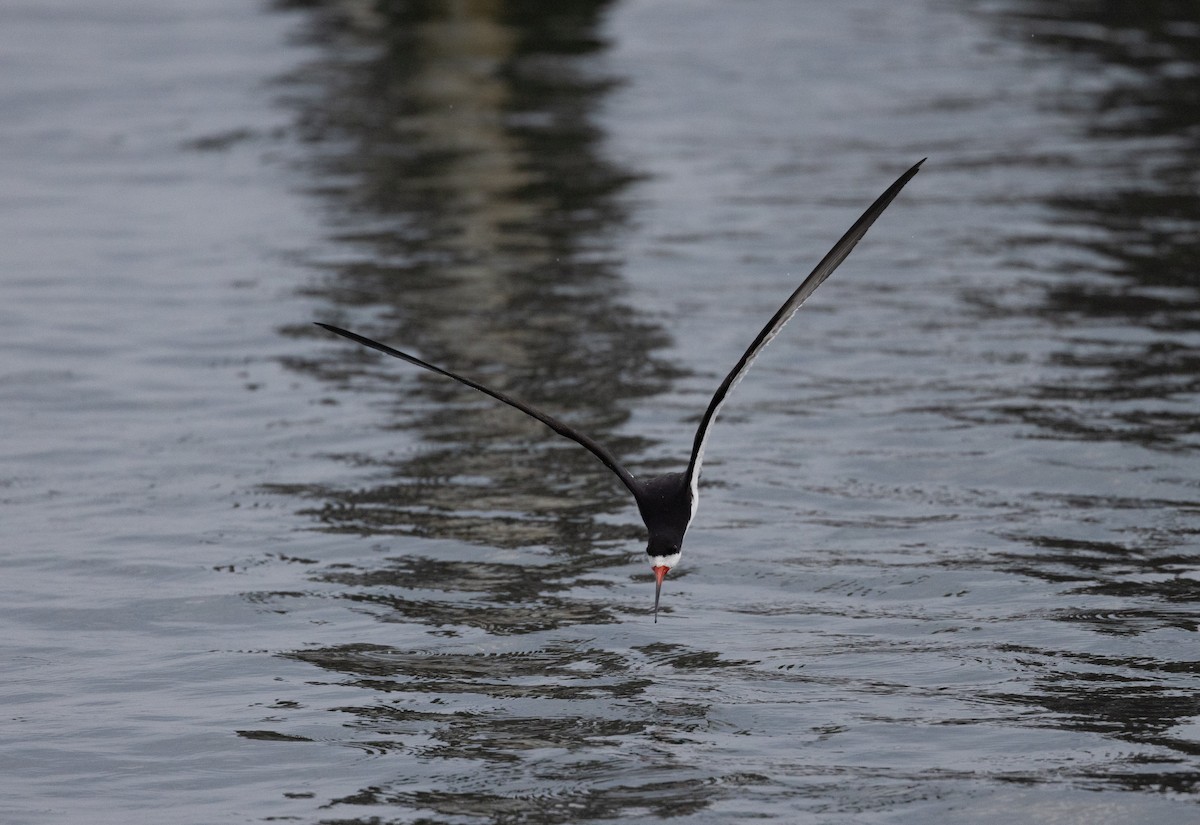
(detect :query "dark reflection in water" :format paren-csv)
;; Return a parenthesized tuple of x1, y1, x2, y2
(998, 1, 1200, 141)
(269, 5, 720, 816)
(274, 640, 759, 820)
(979, 2, 1200, 553)
(321, 554, 633, 632)
(323, 779, 731, 823)
(987, 640, 1200, 791)
(967, 1, 1200, 795)
(983, 1, 1200, 446)
(1021, 0, 1200, 452)
(275, 1, 674, 555)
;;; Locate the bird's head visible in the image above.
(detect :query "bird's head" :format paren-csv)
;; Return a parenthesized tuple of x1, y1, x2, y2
(647, 537, 682, 623)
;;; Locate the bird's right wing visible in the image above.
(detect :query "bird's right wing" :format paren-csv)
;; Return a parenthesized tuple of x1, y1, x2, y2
(684, 159, 925, 500)
(316, 323, 642, 499)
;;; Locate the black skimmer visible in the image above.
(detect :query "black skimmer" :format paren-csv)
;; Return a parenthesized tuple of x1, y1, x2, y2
(317, 158, 923, 621)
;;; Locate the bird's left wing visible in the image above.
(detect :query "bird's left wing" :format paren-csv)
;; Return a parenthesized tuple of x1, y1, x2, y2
(684, 159, 925, 501)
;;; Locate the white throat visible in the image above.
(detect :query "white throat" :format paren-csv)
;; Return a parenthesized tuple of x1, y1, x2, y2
(648, 551, 682, 570)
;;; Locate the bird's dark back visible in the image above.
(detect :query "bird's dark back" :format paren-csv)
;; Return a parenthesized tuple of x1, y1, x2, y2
(635, 472, 693, 555)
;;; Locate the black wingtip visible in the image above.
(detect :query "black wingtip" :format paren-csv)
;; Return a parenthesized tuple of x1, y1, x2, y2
(884, 158, 925, 197)
(315, 322, 376, 350)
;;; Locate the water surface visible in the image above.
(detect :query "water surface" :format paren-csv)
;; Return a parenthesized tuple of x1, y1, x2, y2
(3, 1, 1200, 823)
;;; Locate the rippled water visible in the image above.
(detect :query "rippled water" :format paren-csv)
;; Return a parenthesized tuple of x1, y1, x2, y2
(4, 0, 1200, 822)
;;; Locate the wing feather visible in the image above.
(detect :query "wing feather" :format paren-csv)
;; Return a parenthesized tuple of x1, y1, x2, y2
(316, 323, 642, 499)
(684, 159, 925, 500)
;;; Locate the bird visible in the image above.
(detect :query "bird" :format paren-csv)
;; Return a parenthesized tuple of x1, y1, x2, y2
(317, 158, 923, 621)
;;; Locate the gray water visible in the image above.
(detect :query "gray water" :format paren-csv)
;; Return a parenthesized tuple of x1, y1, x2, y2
(3, 1, 1200, 822)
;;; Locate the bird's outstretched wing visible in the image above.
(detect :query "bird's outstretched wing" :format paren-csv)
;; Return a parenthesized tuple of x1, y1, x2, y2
(315, 322, 641, 498)
(684, 159, 925, 501)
